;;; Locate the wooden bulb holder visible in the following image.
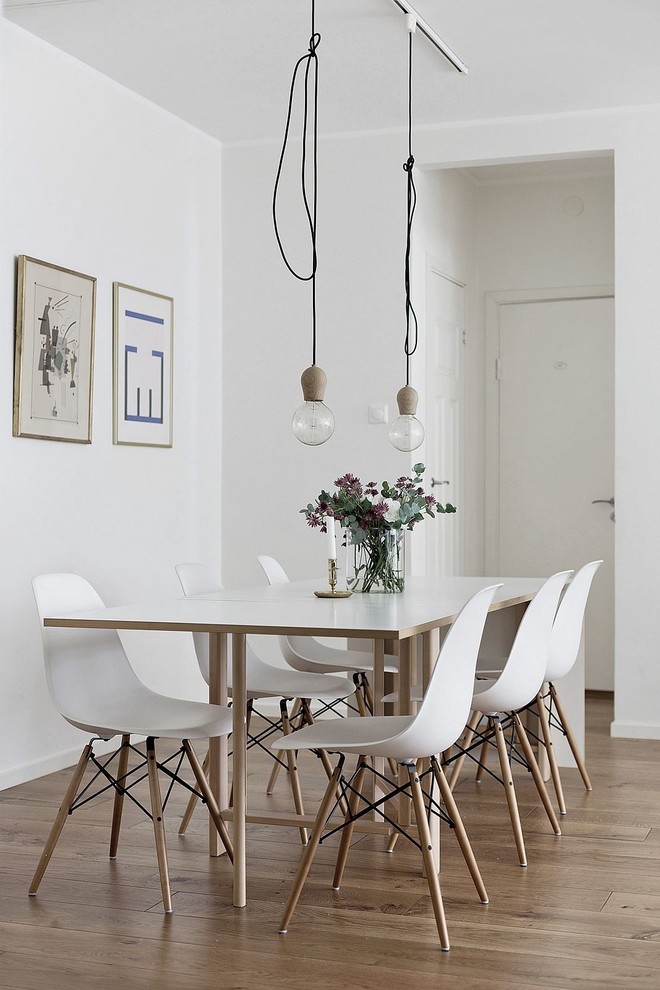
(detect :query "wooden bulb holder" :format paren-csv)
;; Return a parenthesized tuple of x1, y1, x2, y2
(396, 385, 419, 416)
(301, 365, 327, 402)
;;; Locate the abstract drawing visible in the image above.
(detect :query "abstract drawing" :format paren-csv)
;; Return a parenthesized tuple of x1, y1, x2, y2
(113, 283, 173, 447)
(13, 256, 96, 443)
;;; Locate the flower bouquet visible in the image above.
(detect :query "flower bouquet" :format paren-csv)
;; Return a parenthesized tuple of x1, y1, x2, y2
(301, 464, 456, 593)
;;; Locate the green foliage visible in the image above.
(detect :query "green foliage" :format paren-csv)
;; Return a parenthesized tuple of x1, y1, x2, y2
(301, 464, 456, 542)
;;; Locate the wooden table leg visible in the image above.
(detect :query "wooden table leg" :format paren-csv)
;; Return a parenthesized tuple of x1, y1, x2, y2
(372, 639, 385, 717)
(208, 632, 228, 858)
(398, 637, 413, 830)
(231, 632, 247, 908)
(370, 640, 386, 817)
(422, 629, 441, 870)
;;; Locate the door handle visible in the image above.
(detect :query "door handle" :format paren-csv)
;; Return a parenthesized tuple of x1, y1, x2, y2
(431, 478, 450, 488)
(592, 497, 615, 522)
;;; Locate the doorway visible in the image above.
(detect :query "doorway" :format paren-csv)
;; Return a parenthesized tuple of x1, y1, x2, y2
(485, 288, 615, 690)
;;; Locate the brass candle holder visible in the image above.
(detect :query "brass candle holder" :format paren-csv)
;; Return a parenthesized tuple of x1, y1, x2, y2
(314, 558, 353, 598)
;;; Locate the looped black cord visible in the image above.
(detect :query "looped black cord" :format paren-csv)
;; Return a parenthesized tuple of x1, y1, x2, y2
(402, 30, 418, 386)
(273, 1, 320, 365)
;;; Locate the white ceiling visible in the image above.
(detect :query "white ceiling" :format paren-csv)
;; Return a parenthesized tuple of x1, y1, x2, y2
(3, 0, 660, 145)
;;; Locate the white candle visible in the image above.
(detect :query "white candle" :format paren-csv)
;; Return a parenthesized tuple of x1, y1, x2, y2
(325, 517, 337, 559)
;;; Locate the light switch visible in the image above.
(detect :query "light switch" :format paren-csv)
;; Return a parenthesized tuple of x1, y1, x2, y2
(368, 403, 389, 425)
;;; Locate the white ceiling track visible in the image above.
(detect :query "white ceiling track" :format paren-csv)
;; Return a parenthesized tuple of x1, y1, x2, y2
(389, 0, 468, 74)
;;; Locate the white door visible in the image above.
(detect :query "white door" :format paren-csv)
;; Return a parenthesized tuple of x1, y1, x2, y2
(492, 294, 614, 690)
(426, 269, 464, 577)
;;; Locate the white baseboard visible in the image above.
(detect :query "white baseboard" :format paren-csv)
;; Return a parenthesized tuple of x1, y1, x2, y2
(610, 720, 660, 740)
(0, 738, 122, 792)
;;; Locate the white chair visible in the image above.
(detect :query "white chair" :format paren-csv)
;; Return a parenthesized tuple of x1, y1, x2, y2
(271, 583, 502, 951)
(30, 573, 234, 913)
(175, 563, 356, 839)
(526, 560, 603, 814)
(256, 554, 400, 714)
(446, 570, 572, 867)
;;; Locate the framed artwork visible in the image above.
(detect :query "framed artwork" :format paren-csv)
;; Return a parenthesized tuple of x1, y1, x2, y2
(13, 255, 96, 443)
(113, 282, 173, 447)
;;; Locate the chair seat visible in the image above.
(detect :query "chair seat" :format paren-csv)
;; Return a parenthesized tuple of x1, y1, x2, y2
(240, 656, 354, 703)
(275, 714, 415, 758)
(285, 636, 399, 675)
(471, 677, 530, 715)
(61, 687, 233, 740)
(382, 673, 499, 708)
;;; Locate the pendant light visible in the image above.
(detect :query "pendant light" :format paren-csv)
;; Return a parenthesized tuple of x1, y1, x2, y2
(389, 14, 424, 453)
(273, 0, 334, 446)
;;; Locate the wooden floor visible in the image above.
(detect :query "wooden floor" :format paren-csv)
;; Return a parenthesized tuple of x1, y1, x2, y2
(1, 696, 660, 989)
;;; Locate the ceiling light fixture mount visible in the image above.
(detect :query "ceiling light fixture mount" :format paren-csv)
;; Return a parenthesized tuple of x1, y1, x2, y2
(273, 0, 334, 446)
(388, 0, 468, 73)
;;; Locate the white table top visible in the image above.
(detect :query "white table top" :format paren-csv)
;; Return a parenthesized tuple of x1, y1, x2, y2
(43, 575, 544, 641)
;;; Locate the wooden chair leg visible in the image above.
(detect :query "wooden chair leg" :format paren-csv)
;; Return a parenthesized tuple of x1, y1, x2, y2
(448, 710, 482, 790)
(280, 700, 309, 845)
(513, 714, 562, 836)
(534, 689, 566, 815)
(300, 700, 349, 816)
(29, 743, 93, 896)
(492, 717, 527, 867)
(354, 680, 368, 718)
(267, 698, 302, 796)
(362, 675, 374, 715)
(279, 763, 343, 935)
(332, 759, 368, 889)
(109, 734, 131, 858)
(145, 737, 172, 913)
(178, 747, 209, 835)
(408, 764, 450, 950)
(474, 738, 490, 783)
(386, 831, 399, 853)
(182, 740, 233, 861)
(431, 758, 488, 904)
(549, 682, 592, 790)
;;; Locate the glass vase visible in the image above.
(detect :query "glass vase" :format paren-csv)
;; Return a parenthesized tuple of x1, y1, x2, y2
(345, 528, 405, 593)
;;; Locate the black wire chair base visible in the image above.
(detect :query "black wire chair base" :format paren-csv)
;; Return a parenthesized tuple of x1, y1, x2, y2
(443, 713, 534, 785)
(68, 737, 208, 822)
(316, 755, 455, 855)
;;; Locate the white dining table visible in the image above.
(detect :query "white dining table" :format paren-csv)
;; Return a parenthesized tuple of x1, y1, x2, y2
(43, 574, 548, 908)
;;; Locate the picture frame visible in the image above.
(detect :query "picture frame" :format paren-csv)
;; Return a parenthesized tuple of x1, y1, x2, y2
(13, 255, 96, 443)
(113, 282, 173, 448)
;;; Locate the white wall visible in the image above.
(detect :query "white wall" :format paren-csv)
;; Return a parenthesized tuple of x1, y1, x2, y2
(0, 21, 224, 787)
(221, 107, 660, 741)
(476, 170, 614, 291)
(222, 130, 425, 589)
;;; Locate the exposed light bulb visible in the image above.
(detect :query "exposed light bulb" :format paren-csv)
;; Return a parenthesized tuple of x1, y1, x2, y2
(292, 402, 335, 445)
(293, 366, 334, 446)
(389, 385, 424, 452)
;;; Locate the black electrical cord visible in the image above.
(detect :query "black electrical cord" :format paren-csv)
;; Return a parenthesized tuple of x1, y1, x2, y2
(272, 0, 320, 366)
(402, 28, 419, 386)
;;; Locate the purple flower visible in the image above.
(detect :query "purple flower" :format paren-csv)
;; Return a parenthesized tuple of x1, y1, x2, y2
(372, 501, 388, 519)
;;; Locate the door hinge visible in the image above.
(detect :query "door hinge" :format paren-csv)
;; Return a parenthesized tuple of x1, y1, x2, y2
(462, 328, 467, 346)
(495, 358, 502, 381)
